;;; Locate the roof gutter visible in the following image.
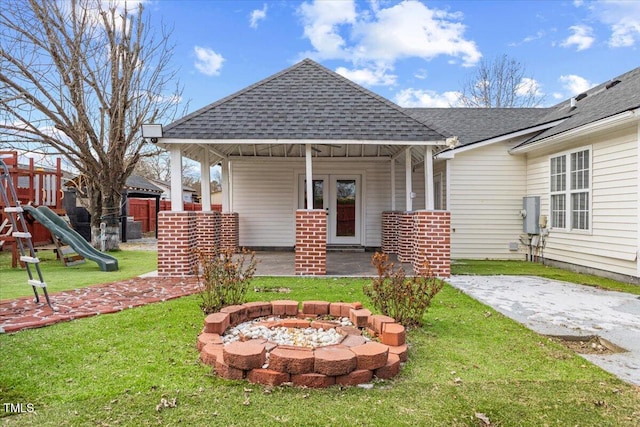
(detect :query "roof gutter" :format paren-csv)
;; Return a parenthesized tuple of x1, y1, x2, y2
(157, 138, 447, 146)
(509, 109, 640, 155)
(435, 119, 564, 160)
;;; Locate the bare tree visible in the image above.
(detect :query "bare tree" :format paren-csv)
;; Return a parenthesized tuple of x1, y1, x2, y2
(0, 0, 183, 249)
(457, 55, 544, 108)
(134, 152, 172, 182)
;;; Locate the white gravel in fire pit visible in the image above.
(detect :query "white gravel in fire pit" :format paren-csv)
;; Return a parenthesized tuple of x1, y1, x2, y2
(222, 317, 361, 348)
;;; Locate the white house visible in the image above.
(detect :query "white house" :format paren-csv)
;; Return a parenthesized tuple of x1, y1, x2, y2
(413, 66, 640, 283)
(150, 60, 639, 283)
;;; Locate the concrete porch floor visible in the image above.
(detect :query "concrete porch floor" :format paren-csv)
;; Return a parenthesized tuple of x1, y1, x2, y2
(252, 251, 415, 277)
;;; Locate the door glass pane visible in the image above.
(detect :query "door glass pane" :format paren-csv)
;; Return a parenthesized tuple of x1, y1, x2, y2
(303, 180, 324, 209)
(336, 179, 356, 237)
(313, 180, 324, 209)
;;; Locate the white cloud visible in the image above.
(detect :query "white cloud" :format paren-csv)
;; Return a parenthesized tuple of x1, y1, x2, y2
(559, 74, 595, 95)
(512, 30, 546, 46)
(609, 19, 640, 47)
(298, 0, 357, 59)
(576, 0, 640, 48)
(394, 88, 462, 108)
(516, 77, 544, 97)
(193, 46, 224, 76)
(560, 25, 595, 50)
(335, 64, 396, 86)
(297, 0, 481, 86)
(414, 69, 429, 80)
(250, 4, 268, 29)
(350, 1, 481, 66)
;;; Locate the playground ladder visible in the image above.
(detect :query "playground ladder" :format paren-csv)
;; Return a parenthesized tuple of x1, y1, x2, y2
(0, 158, 55, 310)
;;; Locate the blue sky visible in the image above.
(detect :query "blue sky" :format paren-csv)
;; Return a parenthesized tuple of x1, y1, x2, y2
(145, 0, 640, 112)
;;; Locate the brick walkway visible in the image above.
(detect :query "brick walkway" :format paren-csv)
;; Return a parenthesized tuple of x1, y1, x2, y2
(0, 277, 199, 333)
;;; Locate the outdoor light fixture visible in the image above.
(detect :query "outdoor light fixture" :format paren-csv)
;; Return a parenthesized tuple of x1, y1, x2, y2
(141, 124, 163, 143)
(445, 136, 459, 149)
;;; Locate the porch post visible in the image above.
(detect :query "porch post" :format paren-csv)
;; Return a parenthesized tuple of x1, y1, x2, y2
(169, 145, 183, 211)
(200, 148, 211, 211)
(305, 143, 313, 209)
(390, 158, 396, 211)
(221, 159, 230, 212)
(424, 145, 434, 210)
(405, 148, 412, 211)
(297, 143, 326, 275)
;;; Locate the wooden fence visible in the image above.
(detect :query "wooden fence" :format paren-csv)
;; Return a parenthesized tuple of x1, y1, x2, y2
(128, 198, 222, 233)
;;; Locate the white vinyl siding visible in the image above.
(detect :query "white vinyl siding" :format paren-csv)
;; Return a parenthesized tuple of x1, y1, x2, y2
(447, 140, 527, 259)
(434, 160, 447, 209)
(526, 123, 638, 278)
(231, 160, 296, 247)
(230, 158, 392, 248)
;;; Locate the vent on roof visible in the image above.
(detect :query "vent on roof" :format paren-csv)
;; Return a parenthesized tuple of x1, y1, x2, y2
(606, 79, 621, 89)
(575, 92, 587, 101)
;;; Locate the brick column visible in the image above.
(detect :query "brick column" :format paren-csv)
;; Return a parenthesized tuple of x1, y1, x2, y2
(157, 211, 198, 277)
(381, 211, 401, 254)
(196, 211, 221, 256)
(397, 212, 414, 263)
(220, 213, 239, 252)
(295, 209, 326, 275)
(412, 210, 451, 278)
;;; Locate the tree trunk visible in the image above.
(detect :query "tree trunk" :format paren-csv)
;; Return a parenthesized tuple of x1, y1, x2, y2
(88, 180, 122, 251)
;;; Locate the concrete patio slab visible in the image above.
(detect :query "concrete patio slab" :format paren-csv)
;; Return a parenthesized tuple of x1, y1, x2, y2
(253, 251, 414, 277)
(447, 275, 640, 386)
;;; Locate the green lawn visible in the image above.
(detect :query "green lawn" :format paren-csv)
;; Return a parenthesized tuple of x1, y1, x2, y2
(1, 277, 639, 426)
(0, 250, 157, 300)
(3, 250, 638, 300)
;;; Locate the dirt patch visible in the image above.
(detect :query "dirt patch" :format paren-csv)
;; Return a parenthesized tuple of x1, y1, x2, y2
(253, 286, 291, 293)
(547, 335, 627, 355)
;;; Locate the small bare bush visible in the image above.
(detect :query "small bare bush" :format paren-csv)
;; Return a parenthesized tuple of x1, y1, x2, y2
(363, 252, 443, 328)
(194, 248, 257, 314)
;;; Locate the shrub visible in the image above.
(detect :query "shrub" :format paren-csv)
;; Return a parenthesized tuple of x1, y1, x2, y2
(363, 252, 443, 328)
(194, 248, 258, 314)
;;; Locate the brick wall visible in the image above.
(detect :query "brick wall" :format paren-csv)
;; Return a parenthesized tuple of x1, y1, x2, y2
(157, 211, 198, 276)
(196, 211, 221, 257)
(397, 212, 415, 263)
(412, 210, 451, 278)
(220, 213, 239, 252)
(381, 211, 401, 254)
(295, 210, 326, 275)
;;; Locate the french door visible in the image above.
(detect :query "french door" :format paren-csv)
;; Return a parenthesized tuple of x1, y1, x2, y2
(298, 174, 361, 245)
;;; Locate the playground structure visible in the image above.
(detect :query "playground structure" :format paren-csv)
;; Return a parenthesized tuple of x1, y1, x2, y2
(0, 151, 118, 272)
(0, 156, 54, 309)
(0, 150, 64, 248)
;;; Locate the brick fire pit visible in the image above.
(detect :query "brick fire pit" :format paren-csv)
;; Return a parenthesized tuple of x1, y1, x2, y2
(197, 300, 408, 388)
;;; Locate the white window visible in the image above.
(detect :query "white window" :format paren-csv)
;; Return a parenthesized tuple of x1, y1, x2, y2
(549, 148, 590, 231)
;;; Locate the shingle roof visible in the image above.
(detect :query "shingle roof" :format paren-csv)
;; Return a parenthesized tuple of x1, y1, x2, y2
(163, 59, 446, 142)
(406, 108, 552, 146)
(515, 66, 640, 148)
(125, 175, 163, 194)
